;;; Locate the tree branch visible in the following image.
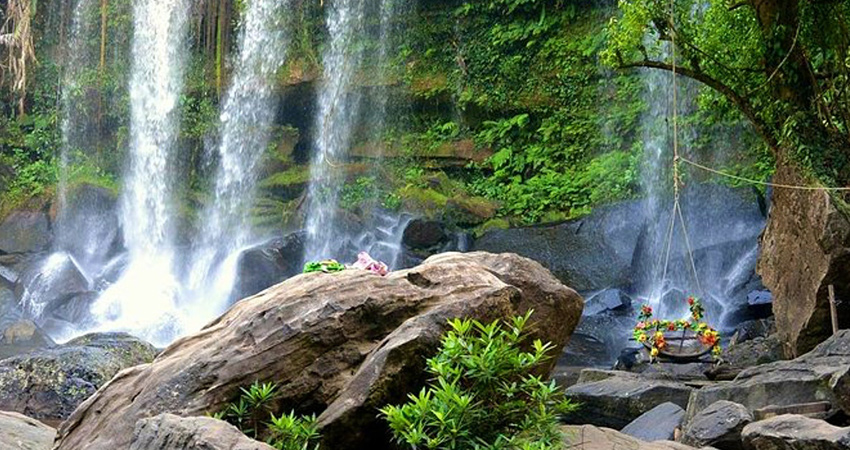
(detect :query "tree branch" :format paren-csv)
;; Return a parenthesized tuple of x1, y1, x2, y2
(619, 58, 779, 151)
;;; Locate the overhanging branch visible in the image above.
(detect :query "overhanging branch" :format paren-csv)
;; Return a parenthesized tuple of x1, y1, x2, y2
(619, 58, 779, 151)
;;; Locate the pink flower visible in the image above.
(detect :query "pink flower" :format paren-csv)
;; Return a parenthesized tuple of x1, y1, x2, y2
(350, 252, 389, 276)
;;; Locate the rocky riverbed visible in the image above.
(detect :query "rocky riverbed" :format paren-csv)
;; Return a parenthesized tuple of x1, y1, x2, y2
(0, 251, 846, 449)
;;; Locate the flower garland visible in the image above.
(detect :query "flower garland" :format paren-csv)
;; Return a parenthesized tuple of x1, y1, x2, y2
(633, 296, 721, 361)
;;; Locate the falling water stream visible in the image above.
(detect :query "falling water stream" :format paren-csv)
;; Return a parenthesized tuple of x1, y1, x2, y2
(56, 0, 95, 233)
(635, 48, 764, 331)
(19, 0, 97, 324)
(303, 0, 367, 262)
(185, 0, 292, 319)
(303, 0, 409, 267)
(89, 0, 191, 346)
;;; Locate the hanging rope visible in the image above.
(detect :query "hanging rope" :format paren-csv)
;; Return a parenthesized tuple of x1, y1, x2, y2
(679, 156, 850, 191)
(653, 0, 704, 300)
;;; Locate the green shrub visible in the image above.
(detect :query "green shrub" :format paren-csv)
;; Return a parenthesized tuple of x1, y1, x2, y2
(268, 411, 321, 450)
(380, 312, 576, 450)
(211, 381, 321, 450)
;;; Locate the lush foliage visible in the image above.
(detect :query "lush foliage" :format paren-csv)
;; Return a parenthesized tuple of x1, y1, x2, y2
(211, 381, 321, 450)
(633, 296, 722, 361)
(605, 0, 850, 189)
(380, 312, 576, 450)
(0, 0, 781, 231)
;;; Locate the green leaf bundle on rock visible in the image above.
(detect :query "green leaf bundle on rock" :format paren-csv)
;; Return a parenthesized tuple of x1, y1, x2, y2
(380, 312, 576, 450)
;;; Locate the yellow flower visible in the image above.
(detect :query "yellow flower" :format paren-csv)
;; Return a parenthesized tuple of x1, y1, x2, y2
(638, 333, 647, 342)
(650, 347, 659, 357)
(654, 331, 665, 339)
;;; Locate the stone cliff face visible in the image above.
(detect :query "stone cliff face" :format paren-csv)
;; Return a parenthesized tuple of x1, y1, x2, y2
(758, 161, 850, 358)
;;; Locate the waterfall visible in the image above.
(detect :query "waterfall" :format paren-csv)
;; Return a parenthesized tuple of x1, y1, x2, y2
(303, 0, 367, 262)
(90, 0, 190, 346)
(304, 0, 408, 267)
(185, 0, 292, 317)
(636, 45, 764, 330)
(56, 0, 95, 236)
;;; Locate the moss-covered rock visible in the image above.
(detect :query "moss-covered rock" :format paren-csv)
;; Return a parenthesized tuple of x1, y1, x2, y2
(0, 332, 157, 426)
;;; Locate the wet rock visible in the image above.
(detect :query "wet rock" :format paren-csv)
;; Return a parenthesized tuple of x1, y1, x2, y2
(54, 252, 583, 450)
(14, 253, 90, 319)
(614, 347, 645, 371)
(682, 400, 752, 450)
(0, 410, 55, 450)
(0, 332, 157, 426)
(627, 360, 715, 382)
(561, 309, 635, 369)
(583, 289, 631, 316)
(721, 334, 783, 370)
(564, 370, 693, 429)
(472, 200, 644, 291)
(741, 414, 850, 450)
(231, 232, 305, 301)
(402, 219, 447, 250)
(0, 263, 18, 289)
(130, 414, 275, 450)
(744, 290, 773, 320)
(0, 285, 20, 323)
(621, 402, 685, 442)
(0, 211, 51, 254)
(686, 330, 850, 422)
(731, 317, 774, 344)
(758, 163, 850, 358)
(0, 320, 54, 360)
(55, 183, 121, 268)
(43, 291, 98, 325)
(746, 290, 772, 306)
(562, 424, 701, 450)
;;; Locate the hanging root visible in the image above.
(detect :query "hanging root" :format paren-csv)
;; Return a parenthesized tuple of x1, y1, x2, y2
(0, 0, 37, 115)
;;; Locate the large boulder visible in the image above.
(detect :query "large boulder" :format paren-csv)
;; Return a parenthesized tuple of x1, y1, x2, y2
(686, 330, 850, 421)
(0, 211, 51, 254)
(741, 414, 850, 450)
(682, 400, 752, 450)
(130, 414, 275, 450)
(564, 369, 693, 429)
(230, 232, 305, 301)
(0, 411, 55, 450)
(561, 424, 701, 450)
(55, 252, 584, 450)
(0, 332, 157, 426)
(472, 200, 644, 291)
(758, 162, 850, 357)
(402, 219, 447, 250)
